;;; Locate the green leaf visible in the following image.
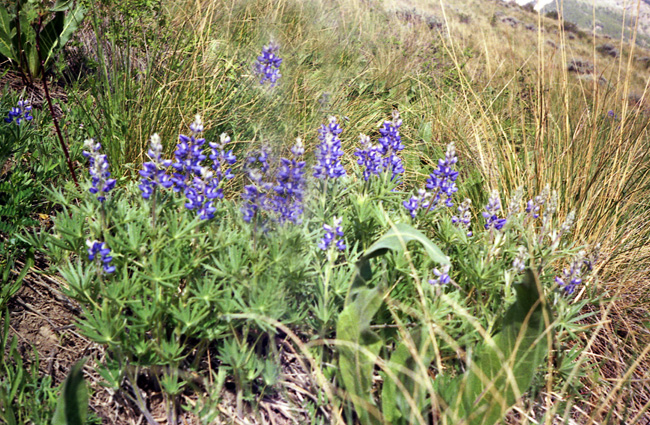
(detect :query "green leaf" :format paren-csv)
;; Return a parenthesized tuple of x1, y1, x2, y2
(39, 11, 64, 66)
(52, 359, 88, 425)
(58, 5, 85, 53)
(363, 222, 449, 265)
(336, 286, 384, 425)
(0, 6, 16, 61)
(50, 0, 74, 12)
(382, 327, 436, 424)
(0, 248, 33, 310)
(439, 269, 553, 425)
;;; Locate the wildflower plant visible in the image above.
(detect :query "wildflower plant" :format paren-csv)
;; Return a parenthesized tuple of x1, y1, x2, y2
(313, 116, 346, 180)
(42, 109, 599, 424)
(82, 139, 116, 203)
(404, 142, 458, 217)
(4, 99, 33, 125)
(254, 42, 282, 87)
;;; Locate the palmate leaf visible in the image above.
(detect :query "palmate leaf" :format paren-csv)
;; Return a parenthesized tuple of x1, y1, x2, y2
(336, 222, 448, 425)
(438, 269, 553, 425)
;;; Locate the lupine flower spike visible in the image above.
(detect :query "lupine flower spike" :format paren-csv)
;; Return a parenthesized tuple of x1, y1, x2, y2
(314, 116, 346, 179)
(4, 99, 33, 125)
(87, 240, 116, 274)
(83, 139, 116, 203)
(404, 142, 458, 217)
(483, 189, 507, 231)
(555, 250, 587, 294)
(319, 216, 346, 251)
(354, 134, 383, 180)
(273, 138, 306, 224)
(139, 133, 173, 199)
(429, 264, 451, 285)
(241, 147, 272, 223)
(525, 185, 549, 220)
(377, 111, 405, 180)
(512, 246, 528, 274)
(254, 42, 282, 87)
(452, 198, 473, 236)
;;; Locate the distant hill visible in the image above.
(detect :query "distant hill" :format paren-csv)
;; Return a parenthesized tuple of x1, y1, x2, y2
(540, 0, 650, 46)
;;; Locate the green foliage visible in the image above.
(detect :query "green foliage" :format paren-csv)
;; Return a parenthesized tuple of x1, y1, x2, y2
(0, 0, 85, 79)
(438, 269, 552, 425)
(51, 359, 89, 425)
(0, 310, 59, 424)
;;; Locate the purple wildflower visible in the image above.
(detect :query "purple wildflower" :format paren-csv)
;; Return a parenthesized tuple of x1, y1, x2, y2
(254, 42, 282, 87)
(171, 115, 207, 193)
(403, 142, 458, 217)
(319, 216, 346, 251)
(512, 246, 528, 274)
(273, 138, 306, 224)
(452, 198, 472, 237)
(241, 147, 273, 223)
(4, 99, 33, 125)
(313, 116, 346, 179)
(403, 189, 431, 218)
(525, 185, 548, 220)
(425, 142, 458, 207)
(429, 264, 451, 286)
(555, 250, 586, 294)
(83, 139, 116, 203)
(86, 239, 116, 274)
(482, 189, 507, 231)
(139, 133, 173, 199)
(377, 111, 404, 180)
(354, 134, 383, 180)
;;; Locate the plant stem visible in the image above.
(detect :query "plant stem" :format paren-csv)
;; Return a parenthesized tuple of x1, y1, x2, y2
(152, 185, 157, 230)
(35, 16, 79, 187)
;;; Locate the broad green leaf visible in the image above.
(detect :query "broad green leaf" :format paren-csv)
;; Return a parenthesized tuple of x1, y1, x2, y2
(58, 5, 85, 53)
(50, 0, 74, 12)
(439, 269, 552, 425)
(0, 6, 16, 61)
(382, 327, 436, 424)
(351, 222, 448, 293)
(40, 11, 64, 66)
(336, 286, 384, 425)
(363, 223, 448, 265)
(52, 359, 88, 425)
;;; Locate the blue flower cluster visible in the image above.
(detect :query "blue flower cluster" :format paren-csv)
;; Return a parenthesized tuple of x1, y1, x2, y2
(319, 216, 346, 251)
(241, 141, 308, 225)
(4, 100, 33, 125)
(241, 147, 273, 223)
(555, 250, 587, 294)
(165, 116, 237, 220)
(139, 133, 173, 199)
(512, 246, 528, 273)
(354, 134, 383, 181)
(452, 198, 472, 236)
(83, 139, 117, 203)
(87, 240, 115, 274)
(525, 185, 548, 220)
(254, 42, 282, 87)
(377, 111, 405, 180)
(403, 143, 458, 218)
(429, 264, 451, 286)
(482, 189, 507, 231)
(313, 116, 346, 179)
(273, 139, 306, 224)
